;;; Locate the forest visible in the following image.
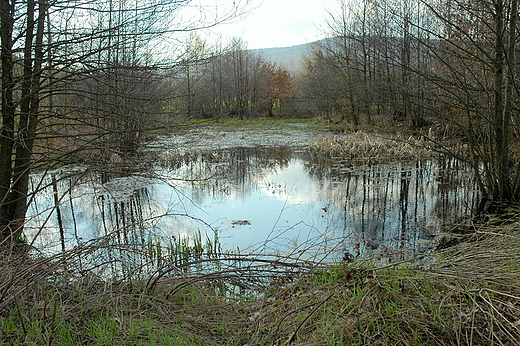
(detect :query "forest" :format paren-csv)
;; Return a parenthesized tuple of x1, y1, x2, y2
(1, 0, 520, 344)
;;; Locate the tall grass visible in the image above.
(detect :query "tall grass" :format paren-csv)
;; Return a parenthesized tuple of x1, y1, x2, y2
(147, 229, 222, 269)
(310, 131, 438, 161)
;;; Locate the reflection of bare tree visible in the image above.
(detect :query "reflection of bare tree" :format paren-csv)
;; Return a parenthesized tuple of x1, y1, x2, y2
(305, 157, 479, 254)
(161, 146, 292, 202)
(98, 187, 149, 237)
(34, 170, 160, 278)
(433, 158, 478, 223)
(96, 182, 154, 279)
(27, 147, 480, 267)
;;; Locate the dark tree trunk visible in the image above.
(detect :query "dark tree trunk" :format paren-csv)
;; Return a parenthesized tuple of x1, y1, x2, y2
(0, 0, 17, 239)
(0, 0, 46, 242)
(11, 0, 47, 235)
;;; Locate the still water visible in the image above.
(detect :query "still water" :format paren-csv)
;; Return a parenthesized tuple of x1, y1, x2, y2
(25, 146, 478, 261)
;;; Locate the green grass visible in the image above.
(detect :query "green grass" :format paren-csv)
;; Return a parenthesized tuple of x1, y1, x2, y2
(0, 283, 237, 345)
(246, 256, 520, 345)
(185, 116, 324, 131)
(0, 261, 516, 346)
(2, 220, 520, 345)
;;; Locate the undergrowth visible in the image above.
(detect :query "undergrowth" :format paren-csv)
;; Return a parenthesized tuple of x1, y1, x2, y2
(1, 217, 520, 345)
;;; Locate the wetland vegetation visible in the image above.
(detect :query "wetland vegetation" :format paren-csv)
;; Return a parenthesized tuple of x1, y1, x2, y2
(3, 119, 520, 345)
(2, 0, 520, 344)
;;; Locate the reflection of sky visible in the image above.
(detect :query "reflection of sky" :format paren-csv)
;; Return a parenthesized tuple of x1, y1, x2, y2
(259, 159, 319, 204)
(149, 158, 335, 252)
(25, 152, 479, 258)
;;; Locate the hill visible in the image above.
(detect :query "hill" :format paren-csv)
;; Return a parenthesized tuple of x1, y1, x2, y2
(249, 42, 313, 74)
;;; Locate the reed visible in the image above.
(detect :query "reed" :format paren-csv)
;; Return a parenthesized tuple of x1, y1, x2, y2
(309, 131, 438, 161)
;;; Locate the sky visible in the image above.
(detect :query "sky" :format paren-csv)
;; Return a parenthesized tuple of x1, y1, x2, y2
(203, 0, 340, 49)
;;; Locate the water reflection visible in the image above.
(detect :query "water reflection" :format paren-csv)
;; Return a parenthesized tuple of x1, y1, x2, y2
(25, 147, 478, 265)
(313, 159, 477, 257)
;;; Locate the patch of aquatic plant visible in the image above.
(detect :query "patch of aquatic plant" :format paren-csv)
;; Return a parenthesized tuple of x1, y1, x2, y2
(147, 229, 222, 268)
(309, 131, 438, 161)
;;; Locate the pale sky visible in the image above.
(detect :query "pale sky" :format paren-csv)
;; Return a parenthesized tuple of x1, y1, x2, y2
(203, 0, 340, 49)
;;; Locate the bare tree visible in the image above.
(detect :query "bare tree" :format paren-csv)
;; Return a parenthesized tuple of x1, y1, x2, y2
(418, 0, 520, 201)
(0, 0, 251, 243)
(169, 38, 292, 119)
(309, 0, 519, 202)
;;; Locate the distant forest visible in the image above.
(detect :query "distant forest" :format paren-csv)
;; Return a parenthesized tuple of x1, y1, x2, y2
(175, 0, 519, 143)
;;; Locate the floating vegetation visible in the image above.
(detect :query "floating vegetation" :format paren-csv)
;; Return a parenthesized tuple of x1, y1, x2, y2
(231, 220, 251, 226)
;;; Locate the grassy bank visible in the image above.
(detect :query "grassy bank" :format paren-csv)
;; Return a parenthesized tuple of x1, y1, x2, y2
(2, 215, 520, 345)
(204, 117, 322, 131)
(252, 219, 520, 345)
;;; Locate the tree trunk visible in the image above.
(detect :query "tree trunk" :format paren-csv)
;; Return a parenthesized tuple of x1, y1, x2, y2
(11, 0, 47, 235)
(0, 0, 16, 239)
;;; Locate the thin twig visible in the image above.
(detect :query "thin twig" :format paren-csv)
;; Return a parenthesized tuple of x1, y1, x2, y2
(285, 292, 335, 345)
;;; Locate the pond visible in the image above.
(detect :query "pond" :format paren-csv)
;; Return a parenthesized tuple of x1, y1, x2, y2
(24, 131, 479, 265)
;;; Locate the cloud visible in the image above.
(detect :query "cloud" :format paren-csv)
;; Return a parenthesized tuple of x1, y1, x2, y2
(204, 0, 338, 49)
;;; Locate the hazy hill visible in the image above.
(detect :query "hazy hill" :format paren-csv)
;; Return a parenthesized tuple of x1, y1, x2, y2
(249, 42, 313, 75)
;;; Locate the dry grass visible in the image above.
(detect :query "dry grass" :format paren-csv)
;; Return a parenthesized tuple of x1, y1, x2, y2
(0, 238, 313, 345)
(1, 215, 520, 345)
(309, 131, 438, 161)
(246, 214, 520, 345)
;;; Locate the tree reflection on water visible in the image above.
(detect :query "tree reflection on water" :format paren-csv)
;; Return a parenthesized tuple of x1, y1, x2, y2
(26, 146, 478, 269)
